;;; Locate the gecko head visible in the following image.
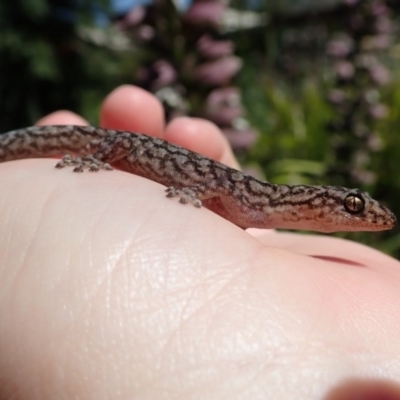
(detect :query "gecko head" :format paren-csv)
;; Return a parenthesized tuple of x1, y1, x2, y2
(310, 188, 396, 233)
(272, 186, 396, 232)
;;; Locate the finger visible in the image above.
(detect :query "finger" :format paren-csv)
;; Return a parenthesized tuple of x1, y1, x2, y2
(165, 117, 241, 169)
(100, 85, 165, 137)
(36, 110, 88, 126)
(251, 229, 400, 270)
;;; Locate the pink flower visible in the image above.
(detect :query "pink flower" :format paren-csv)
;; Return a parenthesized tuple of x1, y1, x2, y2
(328, 89, 346, 104)
(356, 54, 377, 69)
(116, 6, 146, 30)
(361, 35, 391, 51)
(351, 169, 376, 185)
(206, 87, 240, 105)
(369, 64, 391, 85)
(195, 56, 242, 85)
(204, 87, 243, 126)
(367, 133, 383, 151)
(375, 17, 393, 34)
(370, 1, 390, 17)
(204, 87, 243, 125)
(136, 25, 155, 42)
(197, 35, 234, 59)
(150, 60, 177, 90)
(222, 127, 258, 150)
(185, 1, 226, 26)
(369, 104, 388, 119)
(342, 0, 359, 6)
(334, 61, 355, 80)
(327, 36, 354, 58)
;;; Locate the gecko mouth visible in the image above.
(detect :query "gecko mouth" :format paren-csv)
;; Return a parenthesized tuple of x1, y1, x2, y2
(376, 209, 397, 230)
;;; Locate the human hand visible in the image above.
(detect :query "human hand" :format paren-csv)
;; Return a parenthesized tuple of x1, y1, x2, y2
(1, 85, 399, 399)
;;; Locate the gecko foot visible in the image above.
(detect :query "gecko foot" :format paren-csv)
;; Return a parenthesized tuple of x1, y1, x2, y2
(165, 187, 202, 208)
(55, 155, 113, 172)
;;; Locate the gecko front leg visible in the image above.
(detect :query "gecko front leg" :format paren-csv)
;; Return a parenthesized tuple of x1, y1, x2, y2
(55, 132, 138, 172)
(56, 154, 113, 172)
(165, 186, 204, 208)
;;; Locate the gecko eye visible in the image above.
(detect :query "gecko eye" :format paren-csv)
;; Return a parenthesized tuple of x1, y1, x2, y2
(344, 194, 365, 214)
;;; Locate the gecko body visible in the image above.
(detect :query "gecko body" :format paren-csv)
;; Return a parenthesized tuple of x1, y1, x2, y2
(0, 125, 396, 232)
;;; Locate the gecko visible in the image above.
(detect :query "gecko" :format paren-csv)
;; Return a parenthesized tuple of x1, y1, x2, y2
(0, 125, 396, 232)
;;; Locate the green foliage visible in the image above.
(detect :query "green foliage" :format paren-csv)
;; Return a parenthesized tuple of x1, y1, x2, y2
(369, 71, 400, 254)
(264, 0, 342, 15)
(239, 64, 333, 183)
(239, 59, 398, 255)
(19, 0, 49, 18)
(0, 0, 130, 130)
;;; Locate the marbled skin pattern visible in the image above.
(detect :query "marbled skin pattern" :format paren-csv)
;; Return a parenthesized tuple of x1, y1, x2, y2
(0, 125, 396, 232)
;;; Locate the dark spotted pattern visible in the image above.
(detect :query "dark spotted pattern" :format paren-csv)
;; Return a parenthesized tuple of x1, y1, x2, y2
(0, 125, 396, 232)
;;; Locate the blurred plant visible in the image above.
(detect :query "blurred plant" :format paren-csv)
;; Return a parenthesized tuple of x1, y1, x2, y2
(0, 0, 132, 131)
(263, 0, 344, 15)
(115, 0, 264, 150)
(248, 0, 395, 188)
(233, 0, 399, 253)
(325, 0, 394, 186)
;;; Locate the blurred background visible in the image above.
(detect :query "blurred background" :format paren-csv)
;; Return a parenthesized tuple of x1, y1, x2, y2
(1, 0, 399, 255)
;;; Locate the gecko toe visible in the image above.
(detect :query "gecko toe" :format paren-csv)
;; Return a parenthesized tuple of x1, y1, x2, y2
(55, 155, 113, 173)
(165, 187, 203, 208)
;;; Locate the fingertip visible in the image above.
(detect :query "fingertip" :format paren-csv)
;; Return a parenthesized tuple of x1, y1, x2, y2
(36, 111, 88, 126)
(165, 117, 240, 168)
(100, 85, 165, 137)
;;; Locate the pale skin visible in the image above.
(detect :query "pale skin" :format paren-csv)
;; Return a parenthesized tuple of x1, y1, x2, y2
(0, 85, 400, 400)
